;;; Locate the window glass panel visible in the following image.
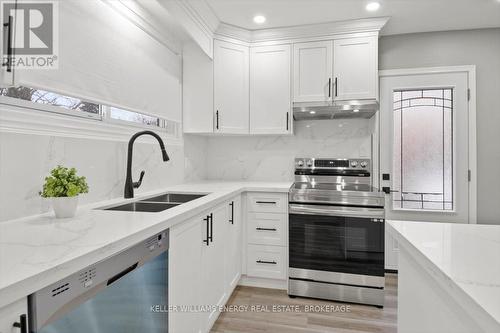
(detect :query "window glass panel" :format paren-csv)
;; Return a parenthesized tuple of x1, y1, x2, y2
(109, 107, 160, 127)
(0, 86, 99, 114)
(392, 88, 453, 211)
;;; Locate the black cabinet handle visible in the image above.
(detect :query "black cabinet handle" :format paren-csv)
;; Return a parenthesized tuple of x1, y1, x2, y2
(2, 15, 13, 72)
(215, 110, 219, 130)
(13, 314, 27, 333)
(328, 78, 331, 98)
(286, 112, 289, 131)
(203, 215, 210, 245)
(229, 201, 234, 224)
(255, 201, 277, 204)
(256, 260, 277, 265)
(256, 227, 277, 231)
(334, 77, 338, 97)
(209, 213, 213, 243)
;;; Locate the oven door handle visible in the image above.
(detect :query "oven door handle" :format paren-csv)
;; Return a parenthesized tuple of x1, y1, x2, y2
(289, 204, 384, 219)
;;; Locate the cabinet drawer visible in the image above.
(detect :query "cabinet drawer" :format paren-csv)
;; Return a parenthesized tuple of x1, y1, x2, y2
(247, 213, 286, 246)
(247, 244, 286, 280)
(247, 192, 287, 213)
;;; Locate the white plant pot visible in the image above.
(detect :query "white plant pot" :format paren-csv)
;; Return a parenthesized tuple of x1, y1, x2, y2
(52, 196, 79, 218)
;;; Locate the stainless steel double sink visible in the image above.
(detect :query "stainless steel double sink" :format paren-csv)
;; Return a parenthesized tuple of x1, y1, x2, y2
(102, 193, 207, 212)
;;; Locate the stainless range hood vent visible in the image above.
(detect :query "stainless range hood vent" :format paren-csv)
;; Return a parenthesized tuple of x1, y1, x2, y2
(293, 100, 379, 121)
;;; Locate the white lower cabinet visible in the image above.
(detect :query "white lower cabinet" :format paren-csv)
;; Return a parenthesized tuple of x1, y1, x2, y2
(169, 214, 203, 333)
(170, 196, 241, 333)
(225, 196, 242, 291)
(0, 298, 28, 333)
(200, 203, 228, 332)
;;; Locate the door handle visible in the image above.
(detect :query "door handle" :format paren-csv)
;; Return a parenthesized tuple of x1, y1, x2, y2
(286, 112, 289, 131)
(328, 78, 331, 98)
(215, 110, 219, 130)
(209, 213, 213, 243)
(334, 77, 338, 97)
(229, 201, 234, 224)
(203, 215, 210, 245)
(382, 187, 399, 194)
(13, 314, 27, 333)
(2, 16, 13, 72)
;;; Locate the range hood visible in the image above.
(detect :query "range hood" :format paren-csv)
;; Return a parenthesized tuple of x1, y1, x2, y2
(293, 100, 379, 121)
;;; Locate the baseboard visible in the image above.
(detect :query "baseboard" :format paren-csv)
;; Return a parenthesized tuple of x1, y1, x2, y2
(238, 275, 287, 290)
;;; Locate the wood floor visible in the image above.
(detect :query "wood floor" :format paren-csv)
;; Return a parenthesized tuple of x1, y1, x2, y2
(211, 274, 397, 333)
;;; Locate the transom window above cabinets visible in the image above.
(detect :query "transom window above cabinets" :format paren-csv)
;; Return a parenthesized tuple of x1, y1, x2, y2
(0, 86, 180, 139)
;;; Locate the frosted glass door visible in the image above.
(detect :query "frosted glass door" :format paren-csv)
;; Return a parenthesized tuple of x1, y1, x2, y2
(380, 72, 470, 223)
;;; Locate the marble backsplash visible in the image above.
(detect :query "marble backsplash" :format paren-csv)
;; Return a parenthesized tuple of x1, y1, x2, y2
(206, 118, 375, 181)
(0, 132, 207, 222)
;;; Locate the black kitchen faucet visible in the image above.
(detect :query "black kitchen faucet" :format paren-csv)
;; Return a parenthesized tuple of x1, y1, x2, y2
(124, 131, 169, 198)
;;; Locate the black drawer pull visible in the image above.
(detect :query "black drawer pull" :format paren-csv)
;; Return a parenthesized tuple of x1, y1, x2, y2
(255, 201, 277, 204)
(256, 260, 277, 265)
(13, 314, 27, 333)
(256, 227, 277, 231)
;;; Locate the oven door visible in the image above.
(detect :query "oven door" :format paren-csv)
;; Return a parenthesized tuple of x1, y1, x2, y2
(289, 204, 385, 280)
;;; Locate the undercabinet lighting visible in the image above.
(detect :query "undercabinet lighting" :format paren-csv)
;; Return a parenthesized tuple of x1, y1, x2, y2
(253, 15, 266, 24)
(309, 111, 316, 114)
(353, 109, 360, 113)
(366, 2, 380, 11)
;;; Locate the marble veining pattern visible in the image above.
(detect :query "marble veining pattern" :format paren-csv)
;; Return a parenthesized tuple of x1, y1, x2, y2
(206, 119, 375, 181)
(388, 220, 500, 326)
(0, 132, 207, 222)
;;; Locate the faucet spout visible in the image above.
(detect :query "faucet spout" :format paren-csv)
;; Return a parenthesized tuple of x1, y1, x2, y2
(124, 130, 170, 199)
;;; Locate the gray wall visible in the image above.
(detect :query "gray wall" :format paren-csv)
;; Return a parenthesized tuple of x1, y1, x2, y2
(379, 28, 500, 224)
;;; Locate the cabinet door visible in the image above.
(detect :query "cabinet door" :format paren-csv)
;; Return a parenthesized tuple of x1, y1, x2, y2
(293, 41, 333, 103)
(213, 39, 249, 134)
(333, 36, 378, 100)
(250, 45, 291, 134)
(169, 216, 203, 333)
(200, 203, 228, 332)
(225, 196, 242, 292)
(0, 298, 28, 333)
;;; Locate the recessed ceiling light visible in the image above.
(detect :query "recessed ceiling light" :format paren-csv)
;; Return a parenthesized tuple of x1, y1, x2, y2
(353, 109, 360, 113)
(366, 2, 380, 11)
(309, 111, 316, 114)
(253, 15, 266, 24)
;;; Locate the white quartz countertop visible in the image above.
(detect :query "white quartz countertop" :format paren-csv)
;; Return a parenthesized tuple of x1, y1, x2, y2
(0, 181, 292, 308)
(387, 220, 500, 329)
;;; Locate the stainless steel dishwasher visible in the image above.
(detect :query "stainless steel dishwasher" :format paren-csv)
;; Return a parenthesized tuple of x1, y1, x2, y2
(28, 229, 169, 333)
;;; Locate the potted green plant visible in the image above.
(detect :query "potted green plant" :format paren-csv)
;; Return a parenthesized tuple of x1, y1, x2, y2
(40, 165, 89, 218)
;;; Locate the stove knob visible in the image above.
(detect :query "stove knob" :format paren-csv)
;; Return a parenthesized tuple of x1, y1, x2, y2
(360, 161, 367, 168)
(306, 160, 313, 167)
(296, 160, 304, 167)
(350, 161, 358, 167)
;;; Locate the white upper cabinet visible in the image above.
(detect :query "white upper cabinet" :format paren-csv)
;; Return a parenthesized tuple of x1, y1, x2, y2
(213, 39, 249, 134)
(293, 41, 333, 103)
(333, 36, 378, 101)
(250, 45, 292, 134)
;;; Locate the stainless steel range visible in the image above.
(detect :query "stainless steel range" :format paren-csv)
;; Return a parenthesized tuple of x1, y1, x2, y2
(288, 157, 385, 307)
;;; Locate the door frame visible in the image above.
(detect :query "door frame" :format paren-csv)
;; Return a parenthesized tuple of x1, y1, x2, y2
(377, 65, 477, 223)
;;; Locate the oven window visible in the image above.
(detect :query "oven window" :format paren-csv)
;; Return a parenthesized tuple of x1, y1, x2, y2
(290, 214, 384, 276)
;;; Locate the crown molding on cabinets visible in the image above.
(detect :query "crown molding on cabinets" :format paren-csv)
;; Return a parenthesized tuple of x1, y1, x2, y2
(160, 0, 220, 58)
(215, 17, 390, 46)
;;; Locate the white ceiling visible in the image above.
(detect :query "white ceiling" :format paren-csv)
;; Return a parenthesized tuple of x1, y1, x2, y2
(205, 0, 500, 35)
